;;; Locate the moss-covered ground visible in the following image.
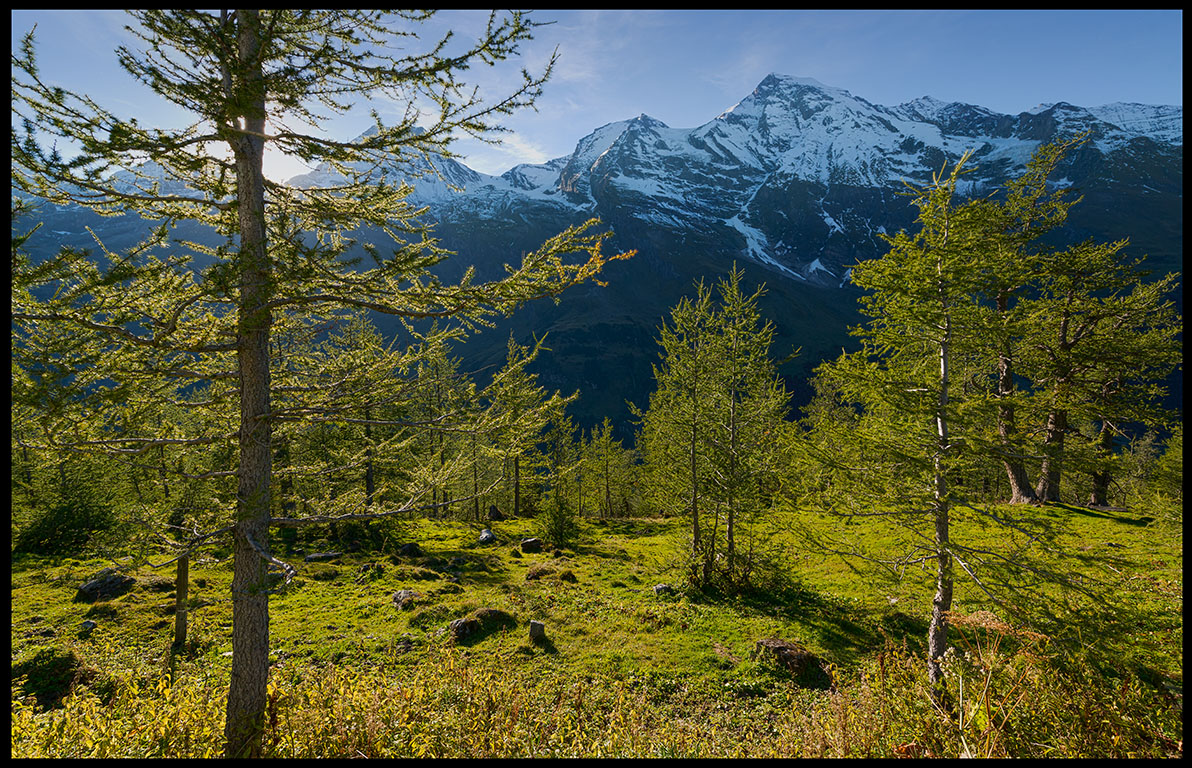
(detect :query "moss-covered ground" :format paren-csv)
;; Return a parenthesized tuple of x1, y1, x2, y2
(10, 502, 1183, 758)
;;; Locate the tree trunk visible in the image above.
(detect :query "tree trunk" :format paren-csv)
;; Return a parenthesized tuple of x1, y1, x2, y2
(927, 267, 955, 688)
(510, 455, 519, 515)
(689, 403, 703, 586)
(603, 455, 612, 520)
(726, 391, 737, 586)
(1035, 408, 1067, 502)
(225, 10, 272, 759)
(472, 431, 481, 521)
(364, 406, 375, 511)
(1089, 420, 1115, 507)
(172, 553, 189, 650)
(994, 301, 1037, 504)
(927, 510, 954, 687)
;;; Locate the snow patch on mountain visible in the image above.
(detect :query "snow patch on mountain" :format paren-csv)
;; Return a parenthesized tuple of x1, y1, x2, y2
(280, 73, 1182, 280)
(1087, 102, 1183, 145)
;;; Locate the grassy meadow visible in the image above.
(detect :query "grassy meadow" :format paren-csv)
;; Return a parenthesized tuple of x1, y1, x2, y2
(10, 499, 1182, 758)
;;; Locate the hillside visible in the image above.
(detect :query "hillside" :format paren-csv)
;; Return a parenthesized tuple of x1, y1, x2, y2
(11, 500, 1182, 758)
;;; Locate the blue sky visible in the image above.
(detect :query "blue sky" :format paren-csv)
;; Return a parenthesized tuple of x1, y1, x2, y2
(11, 9, 1183, 181)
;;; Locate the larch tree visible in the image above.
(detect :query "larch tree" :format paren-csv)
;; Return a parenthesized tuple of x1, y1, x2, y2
(1020, 239, 1180, 503)
(960, 134, 1181, 505)
(964, 136, 1084, 504)
(796, 140, 1180, 688)
(634, 282, 717, 584)
(582, 417, 638, 518)
(12, 10, 630, 758)
(804, 152, 989, 687)
(637, 266, 788, 591)
(486, 334, 568, 517)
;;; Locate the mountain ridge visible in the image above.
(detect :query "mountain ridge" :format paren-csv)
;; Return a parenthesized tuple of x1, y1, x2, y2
(286, 72, 1180, 287)
(16, 74, 1182, 435)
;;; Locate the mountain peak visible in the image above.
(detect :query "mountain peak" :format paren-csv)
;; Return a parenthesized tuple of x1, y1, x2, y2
(630, 113, 668, 129)
(759, 73, 829, 90)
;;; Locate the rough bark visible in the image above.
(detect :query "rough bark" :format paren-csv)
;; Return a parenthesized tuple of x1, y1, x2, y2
(513, 454, 521, 516)
(172, 553, 188, 650)
(690, 395, 703, 585)
(364, 405, 375, 511)
(995, 294, 1038, 504)
(1089, 420, 1115, 507)
(224, 10, 272, 759)
(1035, 408, 1067, 502)
(927, 262, 955, 688)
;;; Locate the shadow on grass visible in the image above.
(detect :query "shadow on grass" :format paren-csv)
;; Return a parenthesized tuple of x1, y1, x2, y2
(689, 577, 909, 668)
(1048, 502, 1155, 527)
(452, 608, 519, 648)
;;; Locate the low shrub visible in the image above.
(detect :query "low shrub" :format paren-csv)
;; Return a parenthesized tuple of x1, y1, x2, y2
(15, 486, 118, 556)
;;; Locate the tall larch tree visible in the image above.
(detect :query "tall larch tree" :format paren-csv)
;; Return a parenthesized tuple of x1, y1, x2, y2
(806, 152, 988, 687)
(12, 10, 630, 757)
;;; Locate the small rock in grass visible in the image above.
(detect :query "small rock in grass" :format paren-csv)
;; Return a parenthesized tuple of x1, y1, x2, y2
(75, 568, 136, 602)
(392, 589, 420, 610)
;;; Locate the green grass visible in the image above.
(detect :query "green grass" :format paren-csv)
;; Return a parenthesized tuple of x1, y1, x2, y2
(10, 501, 1183, 758)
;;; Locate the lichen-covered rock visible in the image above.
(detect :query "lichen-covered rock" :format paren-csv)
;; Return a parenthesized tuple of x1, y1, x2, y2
(752, 637, 819, 676)
(75, 568, 136, 602)
(392, 590, 420, 610)
(448, 607, 516, 643)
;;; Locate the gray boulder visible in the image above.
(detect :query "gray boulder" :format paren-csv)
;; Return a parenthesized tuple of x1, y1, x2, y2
(520, 537, 543, 553)
(478, 529, 497, 545)
(303, 552, 342, 563)
(392, 589, 420, 610)
(529, 620, 546, 641)
(487, 505, 505, 521)
(449, 616, 480, 642)
(75, 568, 136, 602)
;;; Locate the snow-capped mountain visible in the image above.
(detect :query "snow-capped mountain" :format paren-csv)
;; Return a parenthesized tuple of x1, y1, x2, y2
(287, 73, 1181, 289)
(17, 74, 1181, 430)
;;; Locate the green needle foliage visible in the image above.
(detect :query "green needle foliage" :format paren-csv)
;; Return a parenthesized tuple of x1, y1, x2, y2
(637, 265, 789, 593)
(12, 10, 632, 758)
(797, 138, 1181, 689)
